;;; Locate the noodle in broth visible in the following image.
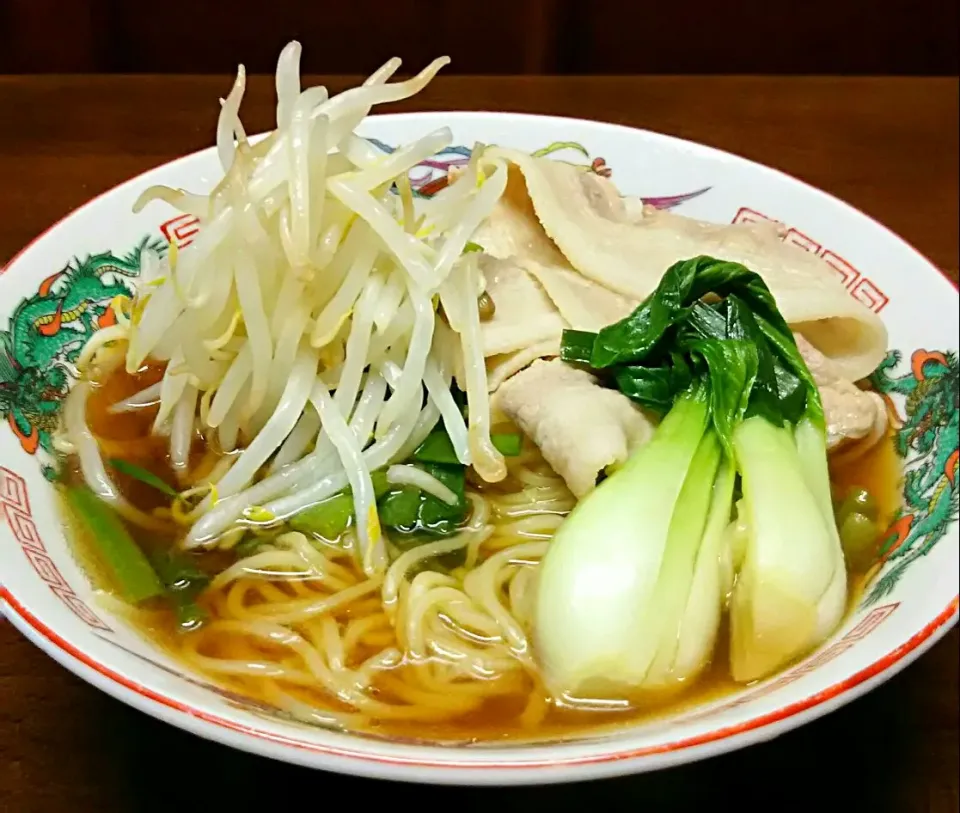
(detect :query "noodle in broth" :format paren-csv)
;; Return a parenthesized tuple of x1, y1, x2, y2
(53, 40, 900, 743)
(59, 361, 900, 742)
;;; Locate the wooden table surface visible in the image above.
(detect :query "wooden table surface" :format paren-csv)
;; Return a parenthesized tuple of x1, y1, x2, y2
(0, 75, 957, 813)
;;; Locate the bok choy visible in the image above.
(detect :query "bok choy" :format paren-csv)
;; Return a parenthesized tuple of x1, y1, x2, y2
(534, 256, 847, 701)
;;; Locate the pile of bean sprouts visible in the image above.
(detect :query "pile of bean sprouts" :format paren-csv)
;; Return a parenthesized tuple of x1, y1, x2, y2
(64, 41, 512, 581)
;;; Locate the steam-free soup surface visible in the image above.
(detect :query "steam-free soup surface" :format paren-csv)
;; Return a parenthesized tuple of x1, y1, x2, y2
(59, 362, 901, 743)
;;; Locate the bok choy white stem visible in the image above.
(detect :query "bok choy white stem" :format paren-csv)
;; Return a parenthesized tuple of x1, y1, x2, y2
(534, 256, 849, 701)
(534, 389, 709, 699)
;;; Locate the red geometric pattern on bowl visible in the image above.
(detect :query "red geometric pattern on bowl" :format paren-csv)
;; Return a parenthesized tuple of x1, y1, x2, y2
(160, 213, 201, 250)
(732, 207, 890, 313)
(0, 466, 112, 632)
(682, 600, 899, 724)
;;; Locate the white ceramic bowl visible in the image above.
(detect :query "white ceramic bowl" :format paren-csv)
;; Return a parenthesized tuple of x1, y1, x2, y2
(1, 112, 957, 785)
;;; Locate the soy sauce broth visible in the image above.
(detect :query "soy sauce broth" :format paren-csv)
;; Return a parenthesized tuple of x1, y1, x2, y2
(57, 361, 903, 743)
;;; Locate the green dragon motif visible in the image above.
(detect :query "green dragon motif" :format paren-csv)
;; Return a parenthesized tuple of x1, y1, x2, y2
(0, 235, 162, 474)
(865, 348, 959, 606)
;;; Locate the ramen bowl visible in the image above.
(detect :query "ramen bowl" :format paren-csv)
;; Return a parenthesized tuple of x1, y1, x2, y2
(0, 111, 957, 785)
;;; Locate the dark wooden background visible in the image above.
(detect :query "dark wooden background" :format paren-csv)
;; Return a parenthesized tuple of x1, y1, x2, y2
(1, 2, 958, 808)
(0, 69, 957, 812)
(1, 0, 958, 76)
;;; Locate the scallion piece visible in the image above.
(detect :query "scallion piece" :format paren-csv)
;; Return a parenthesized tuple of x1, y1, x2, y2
(109, 459, 178, 497)
(64, 486, 165, 604)
(839, 511, 879, 567)
(150, 551, 210, 631)
(288, 471, 392, 540)
(412, 429, 460, 465)
(413, 428, 522, 464)
(837, 487, 878, 524)
(289, 492, 356, 540)
(492, 432, 523, 457)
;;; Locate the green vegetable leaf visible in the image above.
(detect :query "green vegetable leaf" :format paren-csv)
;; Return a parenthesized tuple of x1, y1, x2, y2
(418, 465, 467, 531)
(681, 257, 794, 343)
(755, 313, 824, 429)
(371, 469, 391, 497)
(559, 256, 822, 445)
(174, 602, 207, 631)
(377, 486, 422, 530)
(64, 486, 165, 604)
(836, 486, 879, 525)
(150, 550, 208, 592)
(412, 429, 460, 465)
(289, 470, 392, 540)
(772, 359, 807, 425)
(683, 300, 728, 342)
(838, 511, 878, 567)
(289, 491, 356, 539)
(109, 459, 178, 497)
(589, 265, 691, 368)
(413, 426, 522, 465)
(492, 432, 523, 457)
(233, 534, 265, 558)
(463, 241, 484, 253)
(560, 329, 598, 365)
(688, 338, 758, 456)
(150, 550, 210, 631)
(390, 535, 467, 572)
(720, 295, 756, 342)
(288, 461, 469, 544)
(577, 256, 800, 370)
(614, 356, 691, 415)
(712, 294, 789, 428)
(378, 463, 468, 537)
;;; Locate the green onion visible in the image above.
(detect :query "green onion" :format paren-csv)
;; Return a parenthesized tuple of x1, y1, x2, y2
(377, 487, 424, 531)
(288, 471, 392, 540)
(289, 492, 356, 540)
(174, 602, 207, 631)
(232, 535, 264, 558)
(412, 429, 460, 465)
(150, 551, 208, 591)
(463, 241, 484, 253)
(839, 511, 879, 567)
(64, 486, 165, 604)
(559, 329, 598, 365)
(150, 551, 210, 632)
(837, 487, 878, 524)
(378, 463, 468, 536)
(109, 459, 178, 497)
(413, 427, 522, 464)
(492, 432, 523, 457)
(390, 533, 467, 572)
